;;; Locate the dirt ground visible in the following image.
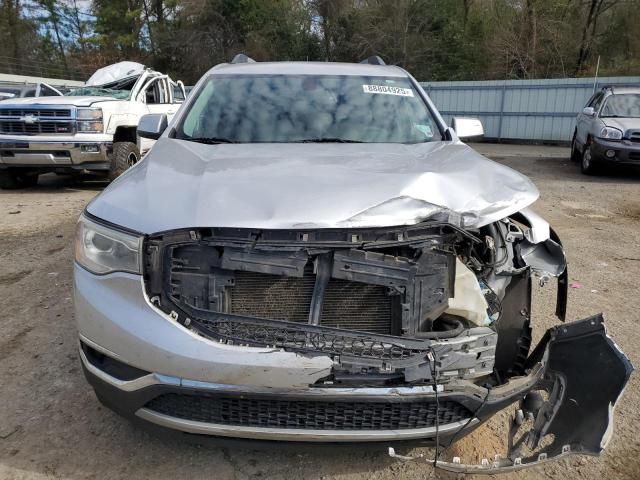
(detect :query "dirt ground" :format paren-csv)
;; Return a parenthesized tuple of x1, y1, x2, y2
(0, 144, 639, 480)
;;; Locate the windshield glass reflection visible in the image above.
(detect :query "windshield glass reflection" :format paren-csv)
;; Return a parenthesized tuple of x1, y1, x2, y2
(178, 75, 439, 144)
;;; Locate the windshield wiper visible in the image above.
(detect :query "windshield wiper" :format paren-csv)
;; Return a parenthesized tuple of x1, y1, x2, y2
(294, 138, 363, 143)
(184, 137, 236, 144)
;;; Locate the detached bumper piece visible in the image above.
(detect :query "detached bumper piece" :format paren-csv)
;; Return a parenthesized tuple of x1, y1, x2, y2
(389, 314, 633, 473)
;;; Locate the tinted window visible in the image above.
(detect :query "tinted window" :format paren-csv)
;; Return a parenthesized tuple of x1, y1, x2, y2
(601, 94, 640, 118)
(178, 75, 440, 143)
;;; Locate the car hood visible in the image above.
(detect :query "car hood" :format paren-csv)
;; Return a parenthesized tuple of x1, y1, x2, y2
(87, 139, 539, 233)
(0, 96, 118, 107)
(602, 117, 640, 133)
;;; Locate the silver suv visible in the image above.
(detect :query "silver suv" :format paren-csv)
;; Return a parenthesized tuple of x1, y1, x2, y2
(74, 56, 631, 473)
(571, 86, 640, 174)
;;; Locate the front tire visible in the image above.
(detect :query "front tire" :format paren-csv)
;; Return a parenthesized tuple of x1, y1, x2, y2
(581, 144, 599, 175)
(0, 170, 20, 189)
(108, 142, 140, 181)
(0, 170, 39, 189)
(570, 132, 581, 162)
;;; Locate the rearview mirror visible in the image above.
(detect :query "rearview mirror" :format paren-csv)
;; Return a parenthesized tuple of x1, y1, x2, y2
(137, 114, 168, 140)
(451, 117, 484, 140)
(582, 107, 596, 116)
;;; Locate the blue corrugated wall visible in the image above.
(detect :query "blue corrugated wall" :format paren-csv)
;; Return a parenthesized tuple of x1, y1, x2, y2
(420, 77, 640, 143)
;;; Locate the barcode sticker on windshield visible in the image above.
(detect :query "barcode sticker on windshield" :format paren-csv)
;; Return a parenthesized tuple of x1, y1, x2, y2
(362, 85, 414, 96)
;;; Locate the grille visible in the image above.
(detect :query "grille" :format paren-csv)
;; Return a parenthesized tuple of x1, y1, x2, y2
(0, 108, 74, 135)
(629, 131, 640, 143)
(0, 108, 71, 117)
(145, 393, 471, 430)
(0, 120, 73, 134)
(629, 152, 640, 161)
(229, 271, 393, 334)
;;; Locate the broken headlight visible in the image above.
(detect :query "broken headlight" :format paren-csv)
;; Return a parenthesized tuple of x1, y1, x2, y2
(75, 214, 142, 275)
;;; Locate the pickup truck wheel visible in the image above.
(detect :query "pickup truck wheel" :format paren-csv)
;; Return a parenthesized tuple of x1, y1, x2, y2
(0, 170, 38, 189)
(109, 142, 140, 180)
(19, 173, 39, 187)
(581, 144, 600, 175)
(0, 170, 20, 189)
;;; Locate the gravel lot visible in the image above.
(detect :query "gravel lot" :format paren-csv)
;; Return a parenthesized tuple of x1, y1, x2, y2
(0, 144, 639, 480)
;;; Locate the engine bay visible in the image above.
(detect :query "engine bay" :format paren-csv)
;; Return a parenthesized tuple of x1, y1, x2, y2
(142, 216, 567, 388)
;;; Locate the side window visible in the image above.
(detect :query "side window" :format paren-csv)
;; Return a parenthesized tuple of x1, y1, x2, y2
(40, 85, 59, 96)
(182, 81, 215, 137)
(23, 89, 36, 98)
(592, 93, 605, 112)
(142, 78, 169, 104)
(585, 93, 598, 107)
(587, 92, 603, 110)
(172, 81, 185, 103)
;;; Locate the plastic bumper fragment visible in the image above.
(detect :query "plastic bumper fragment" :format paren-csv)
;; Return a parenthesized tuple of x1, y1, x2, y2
(388, 314, 633, 473)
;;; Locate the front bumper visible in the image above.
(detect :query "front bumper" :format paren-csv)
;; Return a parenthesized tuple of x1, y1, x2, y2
(75, 264, 632, 464)
(0, 137, 112, 169)
(591, 137, 640, 165)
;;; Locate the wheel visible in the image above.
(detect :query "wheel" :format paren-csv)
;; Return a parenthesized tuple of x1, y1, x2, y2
(581, 144, 599, 175)
(19, 173, 39, 187)
(570, 132, 581, 162)
(0, 170, 38, 189)
(108, 142, 140, 181)
(0, 170, 20, 189)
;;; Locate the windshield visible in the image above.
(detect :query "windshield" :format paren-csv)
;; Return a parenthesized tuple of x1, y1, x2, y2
(67, 87, 130, 99)
(177, 75, 440, 143)
(601, 94, 640, 118)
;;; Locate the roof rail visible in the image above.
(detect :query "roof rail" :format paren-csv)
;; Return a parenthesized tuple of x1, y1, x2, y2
(231, 54, 256, 64)
(360, 56, 386, 66)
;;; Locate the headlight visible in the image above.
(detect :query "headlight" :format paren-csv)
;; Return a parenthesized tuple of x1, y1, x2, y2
(75, 214, 142, 274)
(598, 126, 623, 141)
(76, 108, 104, 133)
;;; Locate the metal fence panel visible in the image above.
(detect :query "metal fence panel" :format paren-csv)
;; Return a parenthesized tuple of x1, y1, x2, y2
(421, 77, 640, 142)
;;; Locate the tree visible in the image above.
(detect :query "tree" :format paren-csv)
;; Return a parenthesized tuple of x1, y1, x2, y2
(574, 0, 620, 75)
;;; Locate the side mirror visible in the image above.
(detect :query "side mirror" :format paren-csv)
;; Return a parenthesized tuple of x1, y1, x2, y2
(582, 107, 596, 116)
(451, 117, 484, 140)
(137, 114, 168, 140)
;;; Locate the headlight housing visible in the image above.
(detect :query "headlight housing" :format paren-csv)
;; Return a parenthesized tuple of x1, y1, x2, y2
(75, 214, 142, 275)
(76, 108, 104, 133)
(598, 126, 623, 141)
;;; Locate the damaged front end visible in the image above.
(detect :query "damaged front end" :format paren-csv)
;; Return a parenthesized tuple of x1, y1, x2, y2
(141, 210, 632, 470)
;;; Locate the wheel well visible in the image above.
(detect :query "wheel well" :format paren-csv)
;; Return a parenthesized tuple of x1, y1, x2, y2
(113, 126, 137, 144)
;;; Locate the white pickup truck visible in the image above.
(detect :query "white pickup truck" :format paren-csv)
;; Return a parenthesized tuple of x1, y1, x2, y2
(0, 62, 185, 188)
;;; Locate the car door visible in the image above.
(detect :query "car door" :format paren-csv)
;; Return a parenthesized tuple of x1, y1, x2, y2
(137, 76, 183, 153)
(139, 77, 171, 113)
(577, 92, 604, 145)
